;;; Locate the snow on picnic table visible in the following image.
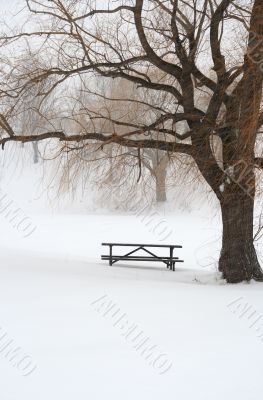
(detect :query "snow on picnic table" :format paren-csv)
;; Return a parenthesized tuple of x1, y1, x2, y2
(0, 209, 263, 400)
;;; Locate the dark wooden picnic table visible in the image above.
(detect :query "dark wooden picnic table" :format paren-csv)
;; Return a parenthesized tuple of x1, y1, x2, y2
(101, 242, 183, 271)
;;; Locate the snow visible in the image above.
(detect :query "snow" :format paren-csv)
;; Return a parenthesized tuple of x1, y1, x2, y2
(219, 183, 225, 193)
(0, 152, 263, 399)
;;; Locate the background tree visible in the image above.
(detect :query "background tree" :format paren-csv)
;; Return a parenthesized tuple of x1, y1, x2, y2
(89, 78, 172, 204)
(0, 0, 263, 282)
(62, 77, 173, 205)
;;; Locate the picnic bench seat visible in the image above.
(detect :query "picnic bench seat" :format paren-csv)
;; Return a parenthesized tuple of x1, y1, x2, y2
(101, 243, 184, 271)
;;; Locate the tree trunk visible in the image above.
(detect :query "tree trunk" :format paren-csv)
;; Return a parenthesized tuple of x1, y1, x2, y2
(32, 142, 39, 164)
(155, 157, 168, 203)
(219, 188, 263, 283)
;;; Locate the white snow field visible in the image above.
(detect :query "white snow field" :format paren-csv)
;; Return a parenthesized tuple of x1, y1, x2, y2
(0, 155, 263, 400)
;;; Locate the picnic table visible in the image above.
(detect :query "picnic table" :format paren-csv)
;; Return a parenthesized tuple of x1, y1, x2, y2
(101, 242, 183, 271)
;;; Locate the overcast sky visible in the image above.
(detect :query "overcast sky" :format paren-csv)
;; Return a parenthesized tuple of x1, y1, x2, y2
(0, 0, 12, 10)
(0, 0, 22, 16)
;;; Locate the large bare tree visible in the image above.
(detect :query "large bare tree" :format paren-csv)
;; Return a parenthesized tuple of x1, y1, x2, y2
(0, 0, 263, 282)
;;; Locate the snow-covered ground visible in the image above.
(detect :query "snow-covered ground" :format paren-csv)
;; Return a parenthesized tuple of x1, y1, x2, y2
(0, 151, 263, 400)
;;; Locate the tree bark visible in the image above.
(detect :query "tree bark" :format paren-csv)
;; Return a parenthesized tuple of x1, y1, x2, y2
(219, 188, 263, 283)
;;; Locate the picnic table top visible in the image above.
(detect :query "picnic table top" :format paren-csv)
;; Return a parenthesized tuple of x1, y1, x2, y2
(101, 242, 182, 248)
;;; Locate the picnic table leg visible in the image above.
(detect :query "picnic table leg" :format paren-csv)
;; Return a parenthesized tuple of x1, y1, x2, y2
(169, 247, 173, 271)
(109, 245, 113, 266)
